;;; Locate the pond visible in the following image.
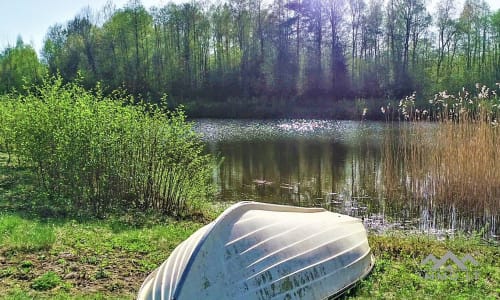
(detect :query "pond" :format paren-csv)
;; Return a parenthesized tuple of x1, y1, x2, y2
(193, 119, 498, 239)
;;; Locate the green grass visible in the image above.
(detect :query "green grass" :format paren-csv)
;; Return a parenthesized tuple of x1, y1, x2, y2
(1, 213, 497, 299)
(0, 212, 203, 299)
(346, 233, 499, 299)
(1, 288, 129, 300)
(0, 215, 55, 252)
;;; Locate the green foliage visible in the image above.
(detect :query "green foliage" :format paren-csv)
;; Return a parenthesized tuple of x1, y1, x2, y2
(0, 76, 215, 216)
(31, 271, 62, 291)
(0, 95, 16, 161)
(0, 38, 46, 93)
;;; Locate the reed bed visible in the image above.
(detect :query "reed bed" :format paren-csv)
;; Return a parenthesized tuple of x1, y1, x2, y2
(382, 84, 500, 235)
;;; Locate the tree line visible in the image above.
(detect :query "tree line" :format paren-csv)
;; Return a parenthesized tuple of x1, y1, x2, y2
(1, 0, 499, 112)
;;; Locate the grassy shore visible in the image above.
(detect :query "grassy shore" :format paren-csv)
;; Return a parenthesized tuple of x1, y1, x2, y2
(1, 214, 498, 299)
(0, 213, 203, 299)
(1, 154, 499, 299)
(351, 234, 499, 299)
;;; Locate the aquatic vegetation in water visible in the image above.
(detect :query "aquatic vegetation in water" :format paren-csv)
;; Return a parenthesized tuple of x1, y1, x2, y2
(381, 84, 500, 238)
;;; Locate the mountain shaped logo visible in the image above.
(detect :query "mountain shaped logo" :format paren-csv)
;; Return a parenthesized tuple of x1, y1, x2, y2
(421, 251, 478, 270)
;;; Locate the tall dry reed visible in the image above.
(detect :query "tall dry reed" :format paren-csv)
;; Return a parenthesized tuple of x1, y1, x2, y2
(382, 84, 500, 234)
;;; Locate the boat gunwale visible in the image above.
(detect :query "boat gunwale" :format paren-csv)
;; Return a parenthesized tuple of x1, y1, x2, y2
(323, 253, 375, 300)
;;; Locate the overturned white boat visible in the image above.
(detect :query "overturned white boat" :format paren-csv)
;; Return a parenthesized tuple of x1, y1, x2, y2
(138, 201, 374, 300)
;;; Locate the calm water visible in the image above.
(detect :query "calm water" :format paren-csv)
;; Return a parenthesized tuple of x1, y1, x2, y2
(193, 119, 498, 239)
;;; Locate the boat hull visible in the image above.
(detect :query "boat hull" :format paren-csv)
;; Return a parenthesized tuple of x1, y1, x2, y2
(138, 201, 374, 300)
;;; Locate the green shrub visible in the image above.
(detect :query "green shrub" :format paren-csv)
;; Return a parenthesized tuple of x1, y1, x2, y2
(0, 95, 15, 163)
(0, 76, 215, 216)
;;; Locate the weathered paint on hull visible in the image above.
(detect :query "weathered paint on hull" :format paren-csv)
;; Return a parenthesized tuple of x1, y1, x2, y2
(138, 201, 374, 300)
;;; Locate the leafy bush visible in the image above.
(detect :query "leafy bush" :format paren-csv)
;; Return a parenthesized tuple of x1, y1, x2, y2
(0, 95, 15, 163)
(0, 76, 215, 216)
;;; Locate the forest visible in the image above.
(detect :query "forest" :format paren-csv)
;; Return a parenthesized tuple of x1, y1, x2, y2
(0, 0, 499, 118)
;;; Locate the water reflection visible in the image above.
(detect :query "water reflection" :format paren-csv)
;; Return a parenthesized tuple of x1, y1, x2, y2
(194, 119, 498, 239)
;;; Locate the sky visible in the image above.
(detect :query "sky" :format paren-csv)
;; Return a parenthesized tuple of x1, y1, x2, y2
(0, 0, 164, 53)
(1, 0, 499, 56)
